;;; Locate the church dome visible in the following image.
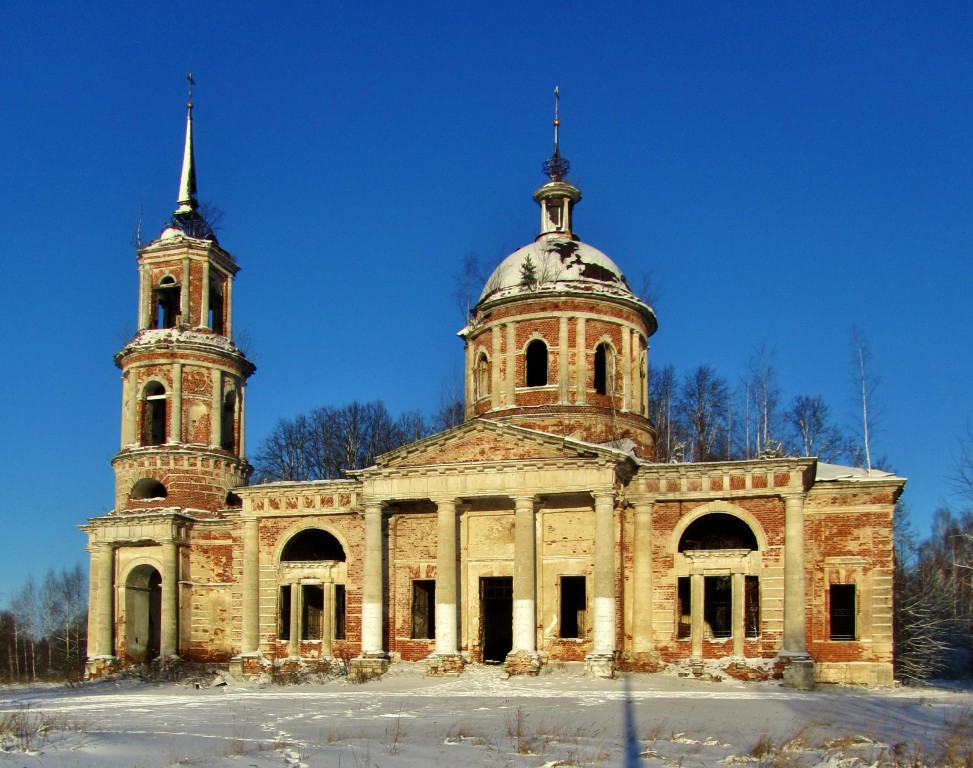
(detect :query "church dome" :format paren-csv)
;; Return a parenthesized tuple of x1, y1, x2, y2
(478, 235, 638, 305)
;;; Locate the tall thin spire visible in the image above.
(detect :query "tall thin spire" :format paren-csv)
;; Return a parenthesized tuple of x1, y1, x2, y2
(542, 85, 570, 182)
(175, 73, 198, 214)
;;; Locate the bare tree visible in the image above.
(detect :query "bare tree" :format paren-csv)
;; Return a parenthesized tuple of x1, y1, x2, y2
(432, 368, 465, 433)
(951, 422, 973, 502)
(849, 325, 880, 470)
(785, 394, 845, 462)
(648, 363, 680, 462)
(676, 366, 730, 462)
(739, 343, 782, 458)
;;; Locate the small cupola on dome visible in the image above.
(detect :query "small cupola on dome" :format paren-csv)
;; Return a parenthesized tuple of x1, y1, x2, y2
(535, 86, 581, 238)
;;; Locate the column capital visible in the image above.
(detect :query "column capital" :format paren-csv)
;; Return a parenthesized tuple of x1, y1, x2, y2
(591, 489, 616, 505)
(431, 496, 461, 510)
(511, 494, 539, 509)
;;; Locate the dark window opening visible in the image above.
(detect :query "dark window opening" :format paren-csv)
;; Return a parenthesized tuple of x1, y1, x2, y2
(704, 575, 732, 638)
(302, 585, 324, 640)
(145, 383, 167, 446)
(334, 585, 346, 640)
(677, 577, 691, 639)
(525, 339, 548, 387)
(154, 278, 180, 329)
(594, 343, 612, 395)
(209, 283, 224, 334)
(745, 576, 760, 638)
(560, 575, 586, 639)
(131, 478, 167, 500)
(679, 514, 758, 552)
(279, 585, 291, 640)
(412, 580, 436, 639)
(221, 391, 236, 452)
(225, 491, 242, 507)
(830, 584, 856, 641)
(281, 529, 346, 562)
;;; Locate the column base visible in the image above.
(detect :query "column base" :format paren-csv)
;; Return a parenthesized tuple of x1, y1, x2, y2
(229, 652, 262, 679)
(778, 654, 815, 690)
(350, 654, 389, 682)
(85, 656, 119, 680)
(426, 653, 465, 676)
(505, 649, 543, 676)
(584, 652, 616, 679)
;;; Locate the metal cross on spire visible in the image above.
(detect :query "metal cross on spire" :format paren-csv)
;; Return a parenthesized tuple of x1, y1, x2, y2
(542, 85, 570, 182)
(187, 72, 195, 109)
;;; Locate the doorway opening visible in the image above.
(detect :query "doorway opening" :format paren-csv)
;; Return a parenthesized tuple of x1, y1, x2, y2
(480, 576, 513, 663)
(125, 565, 162, 663)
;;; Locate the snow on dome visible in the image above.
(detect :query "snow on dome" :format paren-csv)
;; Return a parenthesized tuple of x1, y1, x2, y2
(478, 236, 636, 304)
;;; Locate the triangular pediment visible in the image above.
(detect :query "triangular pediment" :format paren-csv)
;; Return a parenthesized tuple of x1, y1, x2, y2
(372, 418, 626, 469)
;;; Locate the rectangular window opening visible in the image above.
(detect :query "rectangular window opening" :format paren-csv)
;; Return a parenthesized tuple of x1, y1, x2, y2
(745, 576, 760, 638)
(302, 584, 324, 640)
(677, 577, 691, 639)
(559, 575, 586, 639)
(412, 580, 436, 639)
(334, 585, 346, 640)
(830, 584, 856, 641)
(279, 585, 291, 641)
(704, 575, 732, 639)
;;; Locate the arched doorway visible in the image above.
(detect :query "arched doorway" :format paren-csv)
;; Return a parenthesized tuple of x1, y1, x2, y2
(278, 529, 348, 656)
(125, 565, 161, 663)
(676, 513, 760, 649)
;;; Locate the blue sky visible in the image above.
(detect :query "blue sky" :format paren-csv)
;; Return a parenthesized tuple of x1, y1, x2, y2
(1, 1, 970, 602)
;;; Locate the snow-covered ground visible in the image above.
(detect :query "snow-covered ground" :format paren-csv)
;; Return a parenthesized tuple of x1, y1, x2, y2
(2, 663, 972, 767)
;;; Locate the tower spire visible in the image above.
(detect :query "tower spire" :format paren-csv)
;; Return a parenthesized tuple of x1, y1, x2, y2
(168, 74, 214, 240)
(542, 85, 570, 182)
(175, 73, 198, 215)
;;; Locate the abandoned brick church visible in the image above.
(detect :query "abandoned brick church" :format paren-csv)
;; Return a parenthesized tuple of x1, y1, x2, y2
(82, 94, 904, 687)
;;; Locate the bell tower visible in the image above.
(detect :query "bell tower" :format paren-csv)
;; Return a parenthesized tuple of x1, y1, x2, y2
(112, 80, 255, 516)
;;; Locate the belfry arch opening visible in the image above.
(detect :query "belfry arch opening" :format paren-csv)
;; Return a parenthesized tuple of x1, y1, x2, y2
(125, 565, 161, 663)
(525, 339, 548, 387)
(154, 276, 180, 329)
(678, 513, 758, 552)
(221, 391, 236, 452)
(131, 478, 167, 500)
(143, 383, 167, 446)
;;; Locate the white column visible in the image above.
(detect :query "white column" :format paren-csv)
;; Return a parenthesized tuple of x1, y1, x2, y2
(201, 260, 210, 329)
(591, 491, 616, 655)
(288, 582, 300, 656)
(239, 385, 247, 460)
(210, 369, 222, 449)
(322, 581, 334, 657)
(732, 571, 745, 658)
(576, 317, 587, 405)
(558, 316, 569, 403)
(171, 363, 183, 443)
(464, 338, 474, 419)
(434, 498, 459, 656)
(241, 517, 259, 654)
(180, 258, 190, 323)
(225, 277, 233, 339)
(621, 327, 632, 411)
(94, 542, 115, 657)
(782, 493, 808, 654)
(690, 572, 704, 659)
(505, 323, 516, 403)
(361, 502, 385, 656)
(491, 325, 502, 409)
(512, 495, 537, 654)
(632, 501, 654, 653)
(160, 538, 179, 657)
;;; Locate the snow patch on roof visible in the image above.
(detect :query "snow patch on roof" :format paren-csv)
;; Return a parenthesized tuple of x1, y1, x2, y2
(815, 462, 902, 481)
(478, 236, 639, 304)
(121, 327, 241, 354)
